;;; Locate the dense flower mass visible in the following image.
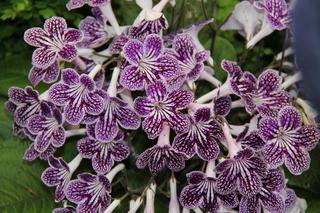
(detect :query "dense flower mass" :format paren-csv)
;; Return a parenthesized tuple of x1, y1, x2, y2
(5, 0, 319, 212)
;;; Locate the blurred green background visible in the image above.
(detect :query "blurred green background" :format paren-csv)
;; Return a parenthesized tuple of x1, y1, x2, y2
(1, 0, 320, 212)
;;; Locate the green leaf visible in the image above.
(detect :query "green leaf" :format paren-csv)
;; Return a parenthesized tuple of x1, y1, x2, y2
(212, 36, 237, 81)
(307, 199, 320, 213)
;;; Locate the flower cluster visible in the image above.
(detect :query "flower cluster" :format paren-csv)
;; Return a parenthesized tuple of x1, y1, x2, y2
(5, 0, 319, 212)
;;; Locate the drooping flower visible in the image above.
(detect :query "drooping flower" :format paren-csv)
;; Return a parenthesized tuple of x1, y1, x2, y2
(166, 33, 209, 85)
(259, 106, 320, 175)
(77, 133, 130, 174)
(134, 81, 193, 139)
(222, 60, 291, 116)
(28, 61, 60, 86)
(77, 8, 110, 48)
(179, 171, 239, 212)
(136, 124, 188, 174)
(8, 86, 44, 127)
(173, 107, 223, 160)
(24, 16, 83, 68)
(48, 68, 105, 125)
(120, 34, 180, 91)
(215, 148, 267, 196)
(41, 155, 82, 202)
(221, 1, 264, 41)
(83, 90, 140, 142)
(66, 173, 111, 213)
(239, 169, 285, 213)
(27, 103, 65, 152)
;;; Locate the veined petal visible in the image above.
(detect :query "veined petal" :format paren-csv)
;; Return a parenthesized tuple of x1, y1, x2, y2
(49, 83, 71, 105)
(278, 106, 302, 131)
(134, 97, 153, 116)
(8, 87, 27, 104)
(186, 171, 206, 184)
(263, 143, 285, 168)
(27, 115, 47, 134)
(262, 169, 285, 192)
(123, 39, 143, 65)
(77, 137, 98, 158)
(172, 132, 196, 158)
(41, 167, 64, 186)
(146, 81, 167, 101)
(115, 106, 141, 129)
(52, 126, 66, 148)
(166, 90, 193, 109)
(216, 172, 237, 195)
(66, 0, 86, 10)
(120, 65, 144, 91)
(239, 196, 260, 213)
(64, 101, 85, 125)
(142, 115, 163, 139)
(194, 107, 211, 122)
(168, 112, 190, 133)
(92, 150, 113, 174)
(157, 55, 181, 79)
(179, 185, 202, 209)
(58, 44, 78, 62)
(166, 150, 186, 172)
(297, 125, 320, 151)
(32, 47, 57, 69)
(110, 141, 130, 161)
(95, 114, 118, 142)
(144, 34, 163, 58)
(44, 16, 67, 36)
(196, 137, 220, 161)
(258, 69, 282, 93)
(259, 117, 280, 141)
(65, 28, 83, 43)
(213, 96, 232, 116)
(285, 147, 310, 175)
(62, 68, 80, 85)
(260, 189, 285, 212)
(34, 131, 52, 152)
(238, 172, 262, 196)
(85, 93, 105, 115)
(24, 27, 48, 47)
(65, 179, 89, 203)
(218, 192, 239, 209)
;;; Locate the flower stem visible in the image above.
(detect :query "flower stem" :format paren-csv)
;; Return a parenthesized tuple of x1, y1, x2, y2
(67, 154, 82, 173)
(153, 0, 170, 12)
(222, 122, 241, 158)
(282, 72, 302, 89)
(246, 20, 274, 49)
(199, 70, 221, 87)
(104, 199, 121, 213)
(100, 2, 121, 35)
(119, 89, 134, 106)
(73, 56, 87, 71)
(231, 99, 244, 109)
(196, 82, 230, 104)
(128, 197, 143, 213)
(156, 123, 171, 146)
(144, 183, 157, 213)
(106, 163, 125, 182)
(205, 160, 216, 178)
(88, 64, 102, 79)
(169, 176, 180, 213)
(65, 128, 86, 138)
(107, 67, 121, 97)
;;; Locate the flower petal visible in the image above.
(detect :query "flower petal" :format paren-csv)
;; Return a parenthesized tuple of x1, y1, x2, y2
(167, 112, 190, 133)
(77, 137, 98, 158)
(134, 97, 153, 116)
(172, 132, 196, 158)
(196, 137, 220, 161)
(148, 148, 166, 174)
(179, 185, 202, 209)
(218, 192, 239, 209)
(43, 61, 60, 84)
(142, 115, 163, 139)
(66, 180, 88, 203)
(27, 115, 46, 134)
(32, 47, 57, 68)
(95, 114, 118, 142)
(216, 172, 237, 195)
(194, 107, 211, 122)
(120, 65, 144, 91)
(157, 55, 181, 79)
(85, 93, 105, 115)
(297, 125, 320, 151)
(258, 69, 282, 93)
(24, 27, 48, 47)
(278, 106, 302, 131)
(144, 34, 163, 58)
(23, 143, 39, 161)
(136, 148, 153, 169)
(66, 0, 86, 10)
(65, 28, 83, 43)
(92, 150, 113, 174)
(44, 16, 67, 36)
(238, 172, 262, 196)
(62, 68, 80, 85)
(239, 196, 260, 213)
(64, 101, 85, 125)
(41, 167, 63, 186)
(263, 143, 285, 168)
(166, 150, 186, 172)
(186, 171, 205, 184)
(8, 87, 27, 104)
(35, 131, 52, 152)
(49, 83, 71, 105)
(260, 189, 285, 212)
(110, 141, 130, 161)
(146, 81, 167, 101)
(115, 106, 140, 129)
(123, 39, 143, 65)
(213, 96, 232, 116)
(166, 90, 193, 109)
(259, 117, 280, 141)
(285, 147, 311, 175)
(262, 169, 285, 192)
(52, 126, 66, 148)
(58, 44, 78, 62)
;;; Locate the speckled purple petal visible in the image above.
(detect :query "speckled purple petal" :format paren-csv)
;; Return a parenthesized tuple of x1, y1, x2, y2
(239, 196, 260, 213)
(168, 112, 190, 133)
(238, 172, 262, 196)
(285, 147, 310, 175)
(213, 96, 232, 116)
(148, 148, 166, 174)
(24, 27, 48, 47)
(34, 131, 52, 152)
(195, 50, 209, 62)
(58, 44, 77, 62)
(23, 143, 39, 161)
(173, 132, 196, 158)
(29, 61, 60, 86)
(146, 81, 167, 101)
(166, 90, 193, 109)
(41, 167, 62, 186)
(259, 117, 280, 141)
(173, 34, 195, 62)
(66, 0, 86, 10)
(215, 172, 237, 195)
(240, 131, 266, 151)
(44, 16, 67, 36)
(123, 39, 143, 65)
(77, 137, 98, 158)
(157, 55, 181, 79)
(92, 150, 113, 174)
(114, 105, 140, 129)
(52, 126, 66, 148)
(49, 83, 71, 105)
(187, 63, 203, 81)
(136, 148, 153, 169)
(62, 68, 80, 85)
(32, 47, 57, 68)
(64, 101, 85, 125)
(297, 125, 320, 151)
(186, 171, 206, 184)
(119, 65, 144, 91)
(134, 97, 153, 117)
(218, 192, 239, 209)
(85, 93, 104, 115)
(258, 69, 282, 93)
(262, 169, 285, 192)
(263, 143, 285, 168)
(278, 106, 302, 131)
(260, 189, 285, 213)
(8, 87, 27, 104)
(194, 107, 211, 122)
(166, 150, 186, 172)
(285, 188, 297, 212)
(65, 28, 83, 43)
(197, 137, 220, 161)
(27, 115, 46, 134)
(143, 34, 163, 58)
(142, 115, 163, 139)
(66, 179, 89, 203)
(179, 185, 202, 209)
(95, 115, 118, 142)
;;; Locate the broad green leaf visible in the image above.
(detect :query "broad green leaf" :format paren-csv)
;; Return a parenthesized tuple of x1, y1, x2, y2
(307, 199, 320, 213)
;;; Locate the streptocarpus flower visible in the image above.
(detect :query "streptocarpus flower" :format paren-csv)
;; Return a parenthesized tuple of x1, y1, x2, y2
(136, 124, 188, 174)
(28, 61, 60, 86)
(238, 130, 266, 151)
(41, 155, 82, 202)
(173, 107, 223, 160)
(84, 91, 140, 142)
(67, 0, 110, 10)
(78, 8, 110, 48)
(215, 148, 267, 196)
(259, 106, 320, 175)
(65, 164, 124, 213)
(120, 34, 180, 91)
(53, 206, 76, 213)
(23, 142, 56, 161)
(213, 95, 232, 117)
(77, 134, 130, 174)
(24, 16, 83, 68)
(222, 60, 291, 116)
(134, 81, 193, 139)
(27, 103, 65, 152)
(179, 171, 239, 212)
(66, 173, 111, 213)
(8, 86, 44, 127)
(166, 33, 209, 83)
(48, 68, 105, 125)
(239, 169, 285, 213)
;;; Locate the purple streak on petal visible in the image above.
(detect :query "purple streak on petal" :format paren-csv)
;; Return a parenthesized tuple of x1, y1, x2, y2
(297, 125, 320, 151)
(239, 196, 260, 213)
(196, 137, 220, 161)
(65, 28, 83, 43)
(240, 131, 266, 151)
(95, 115, 118, 142)
(134, 97, 153, 116)
(173, 132, 196, 158)
(62, 68, 80, 85)
(27, 115, 46, 134)
(166, 90, 193, 109)
(119, 65, 144, 91)
(23, 143, 39, 161)
(49, 83, 71, 105)
(8, 87, 26, 104)
(146, 81, 167, 101)
(157, 55, 181, 79)
(92, 149, 113, 174)
(285, 147, 311, 175)
(258, 69, 282, 93)
(260, 189, 285, 213)
(259, 117, 280, 141)
(179, 185, 202, 208)
(80, 75, 95, 91)
(195, 50, 209, 62)
(263, 143, 285, 168)
(142, 115, 163, 139)
(218, 192, 239, 209)
(194, 107, 211, 122)
(215, 172, 237, 195)
(58, 44, 78, 62)
(52, 127, 66, 148)
(64, 101, 85, 125)
(41, 167, 62, 186)
(238, 172, 262, 196)
(85, 93, 104, 115)
(168, 112, 190, 133)
(32, 47, 57, 68)
(143, 34, 163, 58)
(166, 150, 186, 172)
(24, 27, 48, 47)
(213, 96, 232, 116)
(285, 188, 297, 212)
(186, 171, 205, 184)
(44, 16, 67, 36)
(123, 39, 143, 65)
(278, 106, 302, 130)
(77, 137, 98, 158)
(114, 105, 141, 129)
(136, 148, 153, 169)
(35, 131, 52, 152)
(262, 169, 285, 192)
(66, 180, 89, 203)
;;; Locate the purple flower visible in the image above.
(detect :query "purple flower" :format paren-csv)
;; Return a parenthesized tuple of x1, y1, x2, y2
(179, 171, 239, 212)
(120, 34, 180, 91)
(28, 61, 60, 86)
(24, 17, 83, 68)
(48, 68, 105, 125)
(53, 206, 76, 213)
(27, 103, 65, 152)
(136, 144, 187, 174)
(213, 95, 232, 116)
(67, 0, 110, 10)
(134, 81, 193, 139)
(215, 148, 267, 196)
(77, 134, 129, 174)
(66, 173, 111, 213)
(84, 91, 140, 142)
(23, 143, 56, 161)
(239, 169, 285, 213)
(167, 33, 209, 82)
(259, 106, 320, 175)
(255, 0, 290, 30)
(8, 86, 43, 127)
(136, 123, 188, 174)
(41, 157, 75, 202)
(78, 8, 109, 48)
(173, 108, 223, 160)
(222, 60, 291, 116)
(238, 130, 266, 151)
